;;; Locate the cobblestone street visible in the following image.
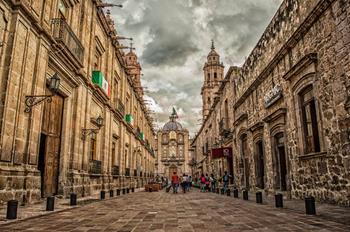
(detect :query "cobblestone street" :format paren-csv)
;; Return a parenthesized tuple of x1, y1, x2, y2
(0, 190, 349, 232)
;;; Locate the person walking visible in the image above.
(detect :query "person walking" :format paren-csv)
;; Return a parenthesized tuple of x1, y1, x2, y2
(171, 172, 179, 194)
(200, 174, 206, 192)
(222, 171, 231, 193)
(181, 174, 188, 193)
(187, 175, 192, 192)
(205, 173, 210, 192)
(210, 173, 217, 192)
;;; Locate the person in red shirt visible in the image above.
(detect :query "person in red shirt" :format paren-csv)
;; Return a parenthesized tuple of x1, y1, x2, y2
(171, 172, 179, 194)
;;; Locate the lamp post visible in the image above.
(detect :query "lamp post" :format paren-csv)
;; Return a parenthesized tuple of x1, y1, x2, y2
(81, 115, 104, 140)
(24, 73, 60, 113)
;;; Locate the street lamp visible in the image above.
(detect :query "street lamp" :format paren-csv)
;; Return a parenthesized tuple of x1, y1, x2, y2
(81, 115, 104, 140)
(24, 73, 60, 113)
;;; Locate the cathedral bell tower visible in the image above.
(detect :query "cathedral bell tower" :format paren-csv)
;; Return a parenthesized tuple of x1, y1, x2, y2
(124, 43, 143, 96)
(201, 40, 224, 119)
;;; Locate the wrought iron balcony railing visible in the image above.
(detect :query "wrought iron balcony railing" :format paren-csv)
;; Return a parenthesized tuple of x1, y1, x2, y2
(51, 18, 84, 65)
(125, 168, 130, 176)
(89, 160, 102, 175)
(219, 117, 231, 137)
(112, 165, 119, 176)
(116, 98, 125, 116)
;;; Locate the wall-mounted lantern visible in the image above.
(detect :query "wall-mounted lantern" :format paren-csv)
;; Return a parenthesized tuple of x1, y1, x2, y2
(81, 115, 104, 140)
(24, 73, 60, 113)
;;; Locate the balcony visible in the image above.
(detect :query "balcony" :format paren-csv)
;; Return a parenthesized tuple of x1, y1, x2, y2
(89, 160, 102, 175)
(51, 18, 84, 66)
(112, 165, 119, 176)
(219, 118, 231, 138)
(125, 168, 130, 177)
(116, 99, 125, 117)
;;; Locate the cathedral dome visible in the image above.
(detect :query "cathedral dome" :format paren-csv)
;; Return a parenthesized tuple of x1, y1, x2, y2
(163, 121, 183, 131)
(162, 107, 183, 131)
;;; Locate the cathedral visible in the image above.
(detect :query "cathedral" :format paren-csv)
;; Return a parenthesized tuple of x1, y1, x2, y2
(155, 108, 191, 178)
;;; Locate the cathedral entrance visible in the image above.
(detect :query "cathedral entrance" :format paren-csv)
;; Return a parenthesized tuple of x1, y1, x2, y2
(38, 93, 64, 197)
(169, 165, 177, 178)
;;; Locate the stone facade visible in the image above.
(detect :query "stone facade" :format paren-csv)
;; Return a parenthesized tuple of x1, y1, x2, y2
(155, 109, 191, 178)
(0, 0, 156, 205)
(192, 0, 350, 206)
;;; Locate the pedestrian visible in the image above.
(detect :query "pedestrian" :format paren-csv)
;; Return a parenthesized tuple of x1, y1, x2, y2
(171, 172, 179, 194)
(187, 175, 192, 191)
(222, 171, 231, 193)
(200, 174, 206, 192)
(205, 173, 210, 192)
(210, 173, 217, 192)
(181, 174, 187, 193)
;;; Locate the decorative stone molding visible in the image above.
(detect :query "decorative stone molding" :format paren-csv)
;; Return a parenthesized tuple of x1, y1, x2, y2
(263, 108, 287, 124)
(298, 151, 328, 160)
(264, 84, 283, 108)
(283, 53, 318, 81)
(234, 113, 248, 126)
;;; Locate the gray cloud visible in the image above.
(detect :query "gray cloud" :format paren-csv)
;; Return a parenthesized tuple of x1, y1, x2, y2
(109, 0, 282, 135)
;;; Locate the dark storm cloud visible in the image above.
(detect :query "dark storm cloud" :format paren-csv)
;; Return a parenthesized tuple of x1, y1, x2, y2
(109, 0, 283, 134)
(142, 29, 199, 67)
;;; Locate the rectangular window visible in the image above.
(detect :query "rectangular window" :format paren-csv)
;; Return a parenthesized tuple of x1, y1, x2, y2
(94, 51, 101, 70)
(300, 86, 320, 154)
(113, 78, 118, 108)
(90, 133, 97, 160)
(58, 0, 67, 19)
(111, 141, 116, 165)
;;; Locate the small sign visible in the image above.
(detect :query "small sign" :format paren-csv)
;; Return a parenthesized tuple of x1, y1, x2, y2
(264, 85, 283, 108)
(212, 147, 232, 159)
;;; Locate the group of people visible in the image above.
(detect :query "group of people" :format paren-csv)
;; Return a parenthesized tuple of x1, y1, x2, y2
(198, 171, 231, 193)
(170, 172, 192, 194)
(168, 171, 232, 194)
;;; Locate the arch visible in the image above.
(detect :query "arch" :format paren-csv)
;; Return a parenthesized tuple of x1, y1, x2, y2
(239, 133, 250, 189)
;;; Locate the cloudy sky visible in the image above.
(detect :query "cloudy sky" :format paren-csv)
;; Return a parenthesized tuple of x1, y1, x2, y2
(109, 0, 282, 135)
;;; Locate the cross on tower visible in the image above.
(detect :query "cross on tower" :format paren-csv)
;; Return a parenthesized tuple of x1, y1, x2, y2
(211, 39, 215, 50)
(129, 42, 135, 52)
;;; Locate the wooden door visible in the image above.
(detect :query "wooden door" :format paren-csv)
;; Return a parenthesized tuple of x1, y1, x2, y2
(278, 146, 287, 191)
(40, 94, 64, 197)
(256, 141, 265, 189)
(241, 135, 250, 189)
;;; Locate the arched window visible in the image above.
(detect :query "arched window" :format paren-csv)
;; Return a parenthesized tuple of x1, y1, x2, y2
(214, 72, 217, 79)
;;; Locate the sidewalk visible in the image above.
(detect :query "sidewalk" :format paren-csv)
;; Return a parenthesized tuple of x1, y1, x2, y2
(215, 189, 350, 226)
(0, 188, 144, 225)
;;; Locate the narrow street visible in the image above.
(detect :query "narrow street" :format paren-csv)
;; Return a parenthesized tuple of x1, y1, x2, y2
(0, 190, 349, 232)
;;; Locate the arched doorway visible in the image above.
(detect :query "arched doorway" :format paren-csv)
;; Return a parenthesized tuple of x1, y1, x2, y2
(240, 134, 250, 189)
(274, 132, 287, 191)
(255, 140, 265, 189)
(169, 165, 177, 179)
